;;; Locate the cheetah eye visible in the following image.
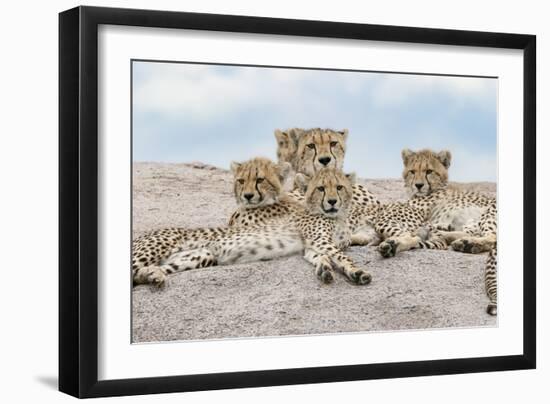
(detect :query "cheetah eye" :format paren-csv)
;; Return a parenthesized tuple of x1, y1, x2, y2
(317, 186, 325, 192)
(409, 170, 415, 175)
(426, 169, 433, 175)
(256, 178, 264, 183)
(337, 185, 343, 190)
(307, 143, 316, 149)
(237, 179, 245, 184)
(330, 141, 338, 147)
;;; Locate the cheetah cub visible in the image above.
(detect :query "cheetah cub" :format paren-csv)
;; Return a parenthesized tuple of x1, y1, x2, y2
(227, 157, 303, 227)
(132, 166, 371, 287)
(400, 149, 496, 253)
(398, 148, 497, 315)
(273, 128, 380, 245)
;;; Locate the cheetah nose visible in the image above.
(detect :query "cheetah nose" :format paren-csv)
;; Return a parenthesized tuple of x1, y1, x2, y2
(244, 193, 254, 201)
(327, 198, 337, 206)
(318, 156, 331, 166)
(415, 183, 424, 190)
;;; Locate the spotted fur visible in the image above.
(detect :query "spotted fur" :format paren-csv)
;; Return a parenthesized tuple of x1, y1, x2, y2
(274, 128, 304, 167)
(400, 149, 497, 253)
(401, 148, 498, 315)
(294, 128, 347, 176)
(132, 167, 371, 287)
(228, 157, 303, 227)
(230, 157, 291, 209)
(271, 128, 380, 245)
(485, 244, 497, 315)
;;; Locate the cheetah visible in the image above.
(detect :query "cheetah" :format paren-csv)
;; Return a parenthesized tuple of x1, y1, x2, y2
(274, 128, 304, 169)
(275, 127, 347, 177)
(379, 148, 497, 315)
(399, 149, 496, 254)
(132, 167, 372, 287)
(271, 128, 380, 246)
(227, 157, 303, 227)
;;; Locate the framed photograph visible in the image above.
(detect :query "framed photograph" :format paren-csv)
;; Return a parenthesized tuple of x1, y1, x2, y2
(59, 6, 536, 398)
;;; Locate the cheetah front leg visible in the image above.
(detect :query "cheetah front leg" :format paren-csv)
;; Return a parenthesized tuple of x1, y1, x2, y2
(438, 229, 497, 253)
(450, 233, 496, 254)
(303, 249, 335, 284)
(377, 233, 422, 258)
(332, 250, 372, 285)
(450, 204, 497, 254)
(306, 236, 371, 285)
(375, 220, 420, 258)
(378, 231, 448, 258)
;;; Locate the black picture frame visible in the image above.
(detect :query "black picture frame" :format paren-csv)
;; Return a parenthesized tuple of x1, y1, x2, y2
(59, 5, 536, 398)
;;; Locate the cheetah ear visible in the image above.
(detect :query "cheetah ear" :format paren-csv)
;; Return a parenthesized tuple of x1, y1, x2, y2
(436, 150, 452, 169)
(230, 161, 241, 173)
(277, 162, 292, 182)
(401, 148, 415, 165)
(294, 173, 310, 193)
(345, 172, 356, 185)
(288, 128, 304, 144)
(338, 129, 349, 142)
(274, 129, 288, 143)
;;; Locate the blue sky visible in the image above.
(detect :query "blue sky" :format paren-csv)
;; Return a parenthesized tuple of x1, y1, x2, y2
(132, 61, 497, 182)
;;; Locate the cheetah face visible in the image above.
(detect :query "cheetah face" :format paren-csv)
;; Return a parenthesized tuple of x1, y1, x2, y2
(274, 128, 303, 167)
(231, 157, 291, 208)
(402, 148, 451, 197)
(294, 128, 348, 177)
(296, 167, 355, 218)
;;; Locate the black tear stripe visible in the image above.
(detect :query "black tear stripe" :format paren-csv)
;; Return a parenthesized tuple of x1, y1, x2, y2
(254, 166, 264, 202)
(425, 172, 432, 190)
(336, 187, 343, 207)
(311, 142, 317, 169)
(333, 172, 342, 206)
(329, 142, 338, 167)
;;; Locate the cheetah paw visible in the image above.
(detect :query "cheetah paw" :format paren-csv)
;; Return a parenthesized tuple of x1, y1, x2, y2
(487, 303, 497, 316)
(350, 269, 372, 285)
(451, 238, 483, 254)
(146, 267, 167, 288)
(315, 264, 334, 284)
(320, 270, 334, 284)
(378, 239, 397, 258)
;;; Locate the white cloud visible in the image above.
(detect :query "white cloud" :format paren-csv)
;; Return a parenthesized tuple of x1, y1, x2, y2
(446, 145, 496, 182)
(134, 64, 256, 120)
(133, 63, 336, 122)
(134, 62, 496, 123)
(368, 74, 496, 109)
